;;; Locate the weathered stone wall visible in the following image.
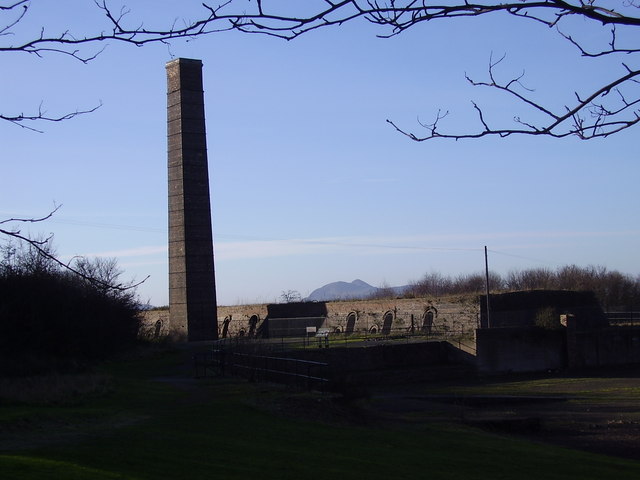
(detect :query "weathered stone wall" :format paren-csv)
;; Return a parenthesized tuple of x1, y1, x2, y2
(566, 318, 640, 368)
(227, 341, 474, 387)
(476, 327, 567, 374)
(140, 296, 480, 340)
(476, 320, 640, 374)
(321, 297, 478, 336)
(216, 297, 480, 338)
(139, 309, 171, 340)
(479, 290, 607, 329)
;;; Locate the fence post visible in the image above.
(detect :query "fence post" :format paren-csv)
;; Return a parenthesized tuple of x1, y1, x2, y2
(264, 354, 268, 383)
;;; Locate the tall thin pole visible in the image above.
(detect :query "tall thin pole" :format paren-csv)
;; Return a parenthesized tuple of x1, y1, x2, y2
(484, 246, 491, 328)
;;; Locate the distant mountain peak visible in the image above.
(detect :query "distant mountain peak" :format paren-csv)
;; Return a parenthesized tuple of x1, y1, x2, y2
(305, 279, 411, 302)
(306, 279, 376, 302)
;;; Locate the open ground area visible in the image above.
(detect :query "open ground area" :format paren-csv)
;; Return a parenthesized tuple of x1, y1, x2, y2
(364, 368, 640, 461)
(1, 346, 639, 479)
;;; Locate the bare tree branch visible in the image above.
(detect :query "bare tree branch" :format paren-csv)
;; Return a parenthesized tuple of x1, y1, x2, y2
(2, 2, 635, 55)
(0, 207, 148, 291)
(0, 204, 61, 226)
(2, 1, 640, 139)
(0, 102, 102, 132)
(387, 51, 640, 141)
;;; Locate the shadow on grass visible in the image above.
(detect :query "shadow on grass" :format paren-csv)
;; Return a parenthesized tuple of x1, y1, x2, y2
(1, 346, 639, 480)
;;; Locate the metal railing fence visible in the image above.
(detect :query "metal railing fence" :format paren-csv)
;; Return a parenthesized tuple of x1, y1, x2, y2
(606, 311, 639, 326)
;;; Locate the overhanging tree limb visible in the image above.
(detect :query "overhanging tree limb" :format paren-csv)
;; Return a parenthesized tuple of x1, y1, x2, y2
(0, 102, 102, 133)
(2, 1, 639, 139)
(1, 207, 148, 291)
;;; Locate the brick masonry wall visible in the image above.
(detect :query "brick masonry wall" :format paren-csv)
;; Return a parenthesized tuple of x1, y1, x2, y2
(476, 327, 567, 374)
(166, 58, 217, 341)
(141, 296, 480, 340)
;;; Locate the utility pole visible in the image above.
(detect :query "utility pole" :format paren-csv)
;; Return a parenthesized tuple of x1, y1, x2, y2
(484, 246, 491, 328)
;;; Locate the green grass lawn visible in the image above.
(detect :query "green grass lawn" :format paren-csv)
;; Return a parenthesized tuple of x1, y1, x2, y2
(1, 348, 639, 480)
(417, 372, 640, 400)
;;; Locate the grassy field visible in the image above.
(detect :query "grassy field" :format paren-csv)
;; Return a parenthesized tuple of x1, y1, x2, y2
(1, 347, 639, 480)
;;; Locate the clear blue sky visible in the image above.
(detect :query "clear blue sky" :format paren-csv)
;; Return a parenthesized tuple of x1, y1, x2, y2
(2, 2, 638, 306)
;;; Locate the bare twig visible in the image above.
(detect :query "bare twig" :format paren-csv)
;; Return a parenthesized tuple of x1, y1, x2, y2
(1, 1, 639, 138)
(0, 101, 102, 132)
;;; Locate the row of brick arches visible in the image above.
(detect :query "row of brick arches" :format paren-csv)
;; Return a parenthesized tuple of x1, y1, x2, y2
(335, 308, 437, 335)
(220, 314, 261, 338)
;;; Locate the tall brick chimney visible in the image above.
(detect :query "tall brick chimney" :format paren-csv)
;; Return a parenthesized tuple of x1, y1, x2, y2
(166, 58, 218, 341)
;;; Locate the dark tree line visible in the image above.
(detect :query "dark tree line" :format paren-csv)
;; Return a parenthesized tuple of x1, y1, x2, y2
(0, 239, 142, 376)
(405, 265, 640, 309)
(2, 1, 639, 139)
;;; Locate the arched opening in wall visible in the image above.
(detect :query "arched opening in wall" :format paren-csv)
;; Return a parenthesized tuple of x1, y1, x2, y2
(382, 310, 394, 335)
(369, 325, 378, 334)
(221, 316, 231, 338)
(248, 315, 259, 337)
(346, 312, 357, 335)
(238, 329, 246, 337)
(422, 308, 436, 334)
(333, 326, 342, 334)
(154, 319, 162, 339)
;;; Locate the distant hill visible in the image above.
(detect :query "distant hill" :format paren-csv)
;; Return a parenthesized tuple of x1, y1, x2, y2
(306, 279, 409, 302)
